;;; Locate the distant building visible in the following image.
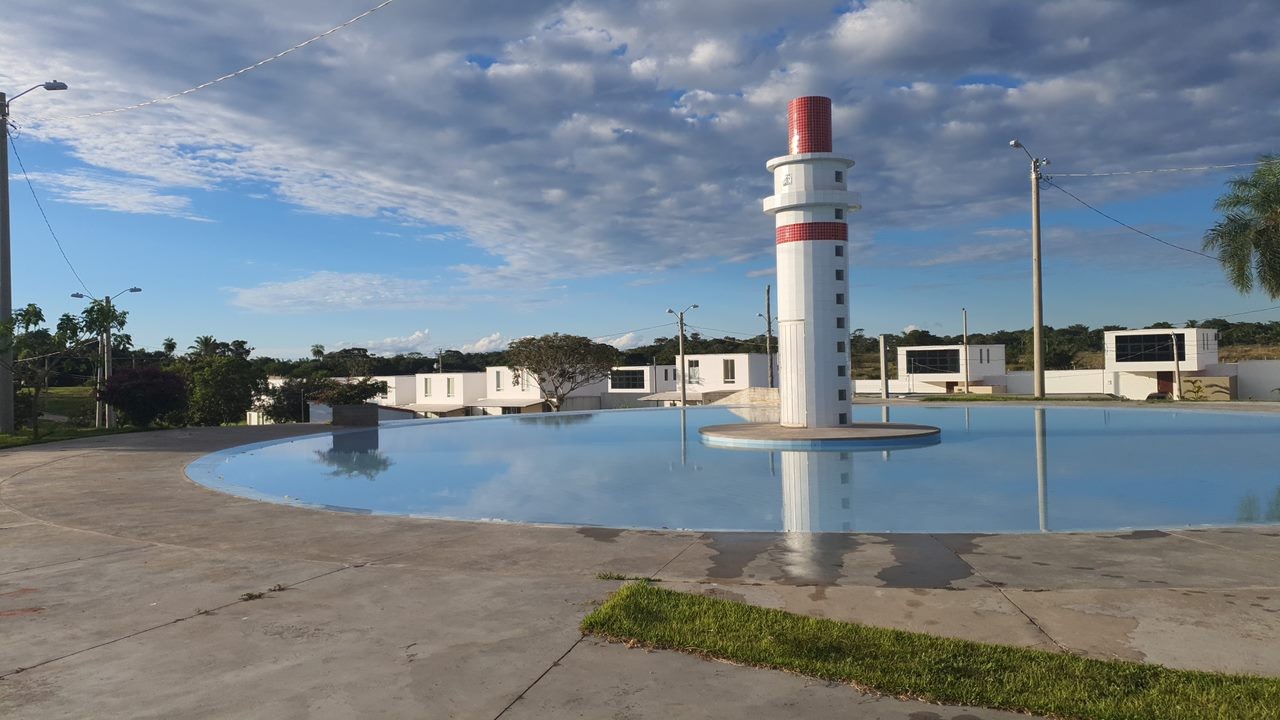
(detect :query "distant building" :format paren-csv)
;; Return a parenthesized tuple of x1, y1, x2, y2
(896, 344, 1007, 394)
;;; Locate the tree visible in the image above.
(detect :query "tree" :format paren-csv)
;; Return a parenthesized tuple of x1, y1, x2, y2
(505, 333, 620, 411)
(311, 344, 325, 360)
(183, 356, 266, 426)
(1, 307, 90, 438)
(188, 335, 221, 357)
(99, 368, 187, 427)
(257, 378, 314, 423)
(162, 337, 177, 357)
(1203, 154, 1280, 297)
(307, 377, 388, 406)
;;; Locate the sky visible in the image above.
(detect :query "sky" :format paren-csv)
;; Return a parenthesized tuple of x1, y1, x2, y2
(2, 0, 1278, 359)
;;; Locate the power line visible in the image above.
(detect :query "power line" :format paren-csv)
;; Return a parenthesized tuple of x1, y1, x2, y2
(54, 0, 399, 121)
(6, 129, 94, 294)
(1042, 177, 1221, 261)
(1052, 158, 1279, 178)
(590, 322, 676, 342)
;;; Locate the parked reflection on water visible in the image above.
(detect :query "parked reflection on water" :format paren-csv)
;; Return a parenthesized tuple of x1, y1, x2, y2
(188, 406, 1280, 533)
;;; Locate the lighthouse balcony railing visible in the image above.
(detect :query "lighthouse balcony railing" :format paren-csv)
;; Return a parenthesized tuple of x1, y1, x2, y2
(762, 190, 861, 215)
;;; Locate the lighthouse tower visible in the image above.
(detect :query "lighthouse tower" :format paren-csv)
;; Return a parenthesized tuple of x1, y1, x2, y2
(763, 96, 860, 428)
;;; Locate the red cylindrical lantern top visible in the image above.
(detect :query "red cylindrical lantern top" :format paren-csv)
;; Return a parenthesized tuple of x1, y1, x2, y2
(787, 96, 832, 154)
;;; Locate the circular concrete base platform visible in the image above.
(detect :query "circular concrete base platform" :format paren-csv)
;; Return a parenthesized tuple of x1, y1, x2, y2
(699, 422, 942, 451)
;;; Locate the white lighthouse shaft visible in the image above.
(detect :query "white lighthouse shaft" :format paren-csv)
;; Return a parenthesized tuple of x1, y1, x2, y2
(763, 96, 859, 428)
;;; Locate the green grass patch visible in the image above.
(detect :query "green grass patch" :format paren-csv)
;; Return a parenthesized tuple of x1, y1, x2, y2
(0, 424, 139, 450)
(41, 385, 96, 417)
(581, 583, 1280, 720)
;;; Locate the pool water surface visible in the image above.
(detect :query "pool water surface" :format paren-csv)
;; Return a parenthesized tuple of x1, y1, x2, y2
(187, 405, 1280, 534)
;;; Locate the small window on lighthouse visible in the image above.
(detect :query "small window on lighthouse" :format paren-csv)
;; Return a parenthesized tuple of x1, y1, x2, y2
(837, 341, 846, 353)
(837, 365, 847, 377)
(835, 170, 844, 183)
(835, 269, 844, 281)
(836, 293, 845, 305)
(838, 389, 847, 401)
(836, 317, 846, 329)
(834, 245, 844, 257)
(835, 208, 844, 220)
(838, 412, 849, 425)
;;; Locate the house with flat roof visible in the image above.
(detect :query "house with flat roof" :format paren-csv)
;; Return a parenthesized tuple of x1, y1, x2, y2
(409, 372, 485, 417)
(896, 344, 1006, 394)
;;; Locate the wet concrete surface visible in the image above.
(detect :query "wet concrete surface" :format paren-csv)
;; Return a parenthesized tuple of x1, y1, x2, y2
(1, 425, 1279, 718)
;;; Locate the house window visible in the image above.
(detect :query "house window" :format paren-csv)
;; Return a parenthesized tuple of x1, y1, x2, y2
(835, 170, 843, 183)
(836, 341, 845, 353)
(422, 377, 431, 396)
(838, 388, 847, 401)
(723, 358, 736, 383)
(835, 293, 845, 305)
(835, 269, 844, 281)
(495, 370, 503, 390)
(836, 317, 845, 329)
(835, 208, 844, 220)
(687, 359, 700, 381)
(837, 365, 846, 377)
(446, 378, 456, 397)
(838, 412, 848, 425)
(835, 245, 844, 257)
(610, 369, 646, 390)
(1114, 334, 1185, 363)
(905, 349, 960, 374)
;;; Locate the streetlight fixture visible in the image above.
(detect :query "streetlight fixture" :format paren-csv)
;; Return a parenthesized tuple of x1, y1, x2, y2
(1, 80, 68, 434)
(1009, 139, 1049, 399)
(666, 304, 698, 407)
(72, 287, 141, 428)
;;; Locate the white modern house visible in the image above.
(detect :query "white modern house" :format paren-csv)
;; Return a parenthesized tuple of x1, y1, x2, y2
(1100, 327, 1219, 398)
(602, 364, 677, 408)
(409, 372, 486, 417)
(895, 344, 1007, 394)
(370, 375, 419, 407)
(641, 353, 775, 405)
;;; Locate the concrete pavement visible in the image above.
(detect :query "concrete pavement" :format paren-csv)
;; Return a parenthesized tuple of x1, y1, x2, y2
(1, 424, 1278, 718)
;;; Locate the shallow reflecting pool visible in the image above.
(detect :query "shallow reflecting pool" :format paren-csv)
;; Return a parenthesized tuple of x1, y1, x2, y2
(187, 405, 1280, 533)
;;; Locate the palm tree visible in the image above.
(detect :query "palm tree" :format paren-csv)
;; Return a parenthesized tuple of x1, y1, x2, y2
(188, 335, 220, 357)
(162, 337, 177, 357)
(1203, 154, 1280, 297)
(311, 344, 325, 360)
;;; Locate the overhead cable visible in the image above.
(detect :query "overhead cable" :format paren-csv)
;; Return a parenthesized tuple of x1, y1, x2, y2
(55, 0, 399, 120)
(1042, 178, 1221, 261)
(6, 130, 94, 295)
(1052, 158, 1279, 178)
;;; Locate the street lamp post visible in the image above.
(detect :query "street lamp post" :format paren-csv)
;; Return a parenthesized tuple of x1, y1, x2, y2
(1009, 139, 1049, 400)
(666, 304, 698, 407)
(72, 287, 141, 428)
(1, 80, 68, 434)
(757, 286, 774, 389)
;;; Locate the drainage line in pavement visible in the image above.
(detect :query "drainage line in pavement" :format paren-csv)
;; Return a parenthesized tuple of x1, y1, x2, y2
(928, 533, 1072, 654)
(0, 563, 355, 680)
(492, 636, 584, 719)
(0, 545, 148, 578)
(647, 536, 702, 580)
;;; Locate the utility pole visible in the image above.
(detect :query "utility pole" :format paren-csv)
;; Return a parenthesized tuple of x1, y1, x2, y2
(103, 295, 113, 429)
(758, 285, 774, 389)
(1170, 332, 1182, 400)
(1, 81, 68, 434)
(962, 307, 970, 394)
(1010, 139, 1048, 399)
(878, 334, 888, 400)
(667, 304, 698, 407)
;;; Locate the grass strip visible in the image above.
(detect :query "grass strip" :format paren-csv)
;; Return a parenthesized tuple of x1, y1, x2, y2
(581, 582, 1280, 720)
(0, 425, 139, 450)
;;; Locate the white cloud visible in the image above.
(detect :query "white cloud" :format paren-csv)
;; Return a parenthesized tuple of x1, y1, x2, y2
(22, 170, 208, 221)
(226, 272, 441, 313)
(602, 331, 646, 350)
(746, 267, 775, 278)
(460, 331, 506, 353)
(1, 0, 1276, 289)
(352, 328, 433, 356)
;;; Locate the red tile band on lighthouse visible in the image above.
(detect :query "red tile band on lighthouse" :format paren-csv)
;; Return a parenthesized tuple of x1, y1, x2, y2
(763, 96, 860, 428)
